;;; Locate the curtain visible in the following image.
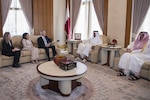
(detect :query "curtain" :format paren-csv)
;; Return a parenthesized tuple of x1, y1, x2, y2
(72, 0, 81, 31)
(132, 0, 150, 34)
(1, 0, 12, 27)
(93, 0, 104, 31)
(19, 0, 33, 31)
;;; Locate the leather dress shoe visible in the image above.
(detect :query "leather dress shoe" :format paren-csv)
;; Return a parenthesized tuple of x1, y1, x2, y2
(17, 64, 21, 67)
(13, 64, 21, 68)
(48, 58, 51, 61)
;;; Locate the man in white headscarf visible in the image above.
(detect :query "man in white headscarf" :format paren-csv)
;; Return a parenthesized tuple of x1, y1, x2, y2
(76, 31, 102, 62)
(118, 32, 150, 80)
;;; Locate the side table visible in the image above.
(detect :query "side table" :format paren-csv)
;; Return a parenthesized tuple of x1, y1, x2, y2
(67, 40, 81, 56)
(101, 45, 121, 68)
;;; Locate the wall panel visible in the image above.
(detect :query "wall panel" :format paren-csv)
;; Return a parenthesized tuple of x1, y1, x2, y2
(33, 0, 53, 39)
(53, 0, 66, 44)
(125, 0, 132, 47)
(107, 0, 127, 47)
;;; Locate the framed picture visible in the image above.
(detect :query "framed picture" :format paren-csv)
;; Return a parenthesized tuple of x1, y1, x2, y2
(75, 33, 81, 40)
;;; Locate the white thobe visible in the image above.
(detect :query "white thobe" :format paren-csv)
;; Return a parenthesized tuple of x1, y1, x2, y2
(77, 35, 102, 58)
(77, 43, 92, 58)
(118, 40, 150, 76)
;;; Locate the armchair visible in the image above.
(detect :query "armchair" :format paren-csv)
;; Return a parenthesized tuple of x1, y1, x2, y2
(73, 35, 109, 63)
(114, 48, 150, 80)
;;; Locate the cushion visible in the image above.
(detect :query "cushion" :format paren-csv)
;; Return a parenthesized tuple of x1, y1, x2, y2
(142, 62, 150, 70)
(12, 36, 22, 44)
(11, 36, 23, 49)
(140, 69, 149, 80)
(13, 41, 23, 49)
(30, 35, 40, 43)
(39, 48, 52, 54)
(39, 49, 45, 54)
(32, 41, 38, 47)
(21, 50, 31, 56)
(1, 55, 13, 60)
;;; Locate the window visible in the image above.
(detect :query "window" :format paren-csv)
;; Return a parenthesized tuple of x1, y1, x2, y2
(3, 0, 30, 36)
(73, 0, 103, 40)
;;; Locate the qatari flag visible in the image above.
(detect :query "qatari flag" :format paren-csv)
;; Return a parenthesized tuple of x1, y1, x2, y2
(65, 4, 71, 40)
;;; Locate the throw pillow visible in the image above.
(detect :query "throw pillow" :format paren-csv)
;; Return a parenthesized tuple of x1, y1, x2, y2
(13, 42, 23, 49)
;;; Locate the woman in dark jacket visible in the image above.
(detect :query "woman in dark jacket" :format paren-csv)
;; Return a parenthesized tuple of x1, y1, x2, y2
(2, 32, 21, 68)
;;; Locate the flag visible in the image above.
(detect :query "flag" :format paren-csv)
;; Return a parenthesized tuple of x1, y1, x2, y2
(65, 4, 71, 40)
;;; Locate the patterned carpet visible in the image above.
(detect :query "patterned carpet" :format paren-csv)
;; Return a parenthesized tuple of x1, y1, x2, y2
(0, 61, 150, 100)
(28, 77, 93, 100)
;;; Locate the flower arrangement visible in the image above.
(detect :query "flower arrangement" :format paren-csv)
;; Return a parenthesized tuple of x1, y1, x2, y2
(112, 39, 118, 45)
(53, 55, 76, 71)
(108, 39, 118, 46)
(53, 55, 67, 66)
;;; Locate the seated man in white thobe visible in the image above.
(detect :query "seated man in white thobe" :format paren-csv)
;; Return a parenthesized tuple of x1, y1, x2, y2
(118, 32, 150, 80)
(76, 31, 102, 62)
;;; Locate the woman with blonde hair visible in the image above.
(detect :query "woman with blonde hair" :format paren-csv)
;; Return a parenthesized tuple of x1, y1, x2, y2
(2, 32, 21, 68)
(22, 33, 39, 64)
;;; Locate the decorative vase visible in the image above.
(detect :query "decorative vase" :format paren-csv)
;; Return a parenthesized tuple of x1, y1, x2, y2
(53, 55, 67, 66)
(112, 39, 118, 45)
(108, 39, 118, 47)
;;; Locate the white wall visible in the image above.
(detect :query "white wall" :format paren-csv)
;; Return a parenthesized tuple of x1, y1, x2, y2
(107, 0, 127, 47)
(53, 0, 66, 45)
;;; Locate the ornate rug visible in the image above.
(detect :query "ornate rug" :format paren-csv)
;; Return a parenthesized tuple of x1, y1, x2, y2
(27, 77, 93, 100)
(0, 61, 150, 100)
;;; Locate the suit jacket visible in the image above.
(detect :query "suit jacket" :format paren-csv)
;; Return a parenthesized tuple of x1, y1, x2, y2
(2, 40, 14, 56)
(37, 36, 52, 48)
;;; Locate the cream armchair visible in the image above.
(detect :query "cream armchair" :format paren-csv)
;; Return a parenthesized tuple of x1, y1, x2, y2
(73, 35, 109, 63)
(114, 48, 150, 80)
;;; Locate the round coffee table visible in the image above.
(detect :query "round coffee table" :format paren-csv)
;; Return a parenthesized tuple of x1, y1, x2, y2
(37, 61, 87, 96)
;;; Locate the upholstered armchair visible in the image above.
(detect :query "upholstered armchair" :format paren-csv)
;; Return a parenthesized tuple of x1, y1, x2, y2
(114, 48, 150, 80)
(73, 35, 109, 63)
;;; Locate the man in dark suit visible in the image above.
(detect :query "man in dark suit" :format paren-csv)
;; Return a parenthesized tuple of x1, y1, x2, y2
(37, 30, 57, 61)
